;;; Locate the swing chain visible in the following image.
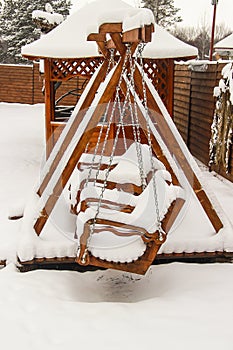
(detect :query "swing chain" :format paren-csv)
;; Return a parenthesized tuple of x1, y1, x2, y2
(84, 48, 116, 188)
(80, 46, 131, 262)
(93, 45, 130, 183)
(138, 42, 165, 240)
(127, 45, 147, 189)
(107, 48, 115, 74)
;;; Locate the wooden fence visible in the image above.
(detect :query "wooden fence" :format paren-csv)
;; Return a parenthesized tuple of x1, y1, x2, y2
(173, 61, 233, 182)
(0, 63, 87, 105)
(0, 64, 39, 104)
(0, 61, 232, 182)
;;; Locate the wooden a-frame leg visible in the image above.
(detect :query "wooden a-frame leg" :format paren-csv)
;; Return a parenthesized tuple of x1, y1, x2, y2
(38, 59, 110, 196)
(133, 65, 223, 232)
(120, 77, 180, 186)
(34, 47, 136, 236)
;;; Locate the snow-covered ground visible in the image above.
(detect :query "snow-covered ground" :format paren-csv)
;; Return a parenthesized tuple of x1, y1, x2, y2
(0, 102, 233, 350)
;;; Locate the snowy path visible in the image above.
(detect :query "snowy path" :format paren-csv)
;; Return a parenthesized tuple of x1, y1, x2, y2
(0, 102, 233, 350)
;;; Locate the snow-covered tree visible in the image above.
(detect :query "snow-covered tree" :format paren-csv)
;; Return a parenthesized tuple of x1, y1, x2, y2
(171, 21, 232, 59)
(142, 0, 182, 29)
(209, 62, 233, 173)
(0, 0, 71, 64)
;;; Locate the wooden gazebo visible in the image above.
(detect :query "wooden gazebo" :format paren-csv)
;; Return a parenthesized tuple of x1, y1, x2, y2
(214, 33, 233, 59)
(22, 0, 197, 157)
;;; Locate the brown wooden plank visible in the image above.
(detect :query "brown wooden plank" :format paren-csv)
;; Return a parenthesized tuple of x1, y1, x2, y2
(99, 23, 122, 33)
(191, 85, 216, 95)
(174, 99, 190, 110)
(189, 124, 211, 138)
(191, 103, 214, 118)
(191, 92, 215, 104)
(174, 72, 191, 80)
(174, 87, 191, 98)
(44, 59, 55, 158)
(174, 81, 191, 90)
(191, 79, 217, 88)
(190, 111, 213, 125)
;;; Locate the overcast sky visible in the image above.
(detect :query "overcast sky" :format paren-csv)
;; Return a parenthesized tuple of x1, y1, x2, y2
(71, 0, 233, 30)
(174, 0, 233, 29)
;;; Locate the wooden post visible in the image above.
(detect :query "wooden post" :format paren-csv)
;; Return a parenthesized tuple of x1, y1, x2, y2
(44, 58, 55, 158)
(167, 58, 174, 116)
(210, 3, 217, 61)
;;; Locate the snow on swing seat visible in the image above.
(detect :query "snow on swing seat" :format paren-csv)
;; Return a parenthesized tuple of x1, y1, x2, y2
(76, 168, 183, 263)
(78, 142, 165, 172)
(80, 143, 165, 185)
(70, 143, 166, 209)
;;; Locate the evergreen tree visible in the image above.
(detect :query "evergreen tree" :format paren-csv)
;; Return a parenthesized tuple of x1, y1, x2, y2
(0, 0, 71, 64)
(142, 0, 182, 29)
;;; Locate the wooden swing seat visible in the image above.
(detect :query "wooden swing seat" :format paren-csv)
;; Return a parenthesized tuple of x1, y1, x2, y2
(74, 165, 183, 271)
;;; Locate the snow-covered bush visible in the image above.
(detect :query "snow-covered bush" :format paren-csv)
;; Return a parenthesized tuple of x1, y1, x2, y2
(209, 62, 233, 173)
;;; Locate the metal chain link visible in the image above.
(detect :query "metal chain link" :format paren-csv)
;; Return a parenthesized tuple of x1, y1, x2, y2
(93, 46, 130, 184)
(84, 49, 116, 187)
(127, 46, 147, 189)
(138, 43, 165, 240)
(80, 47, 131, 260)
(106, 48, 115, 75)
(80, 42, 166, 262)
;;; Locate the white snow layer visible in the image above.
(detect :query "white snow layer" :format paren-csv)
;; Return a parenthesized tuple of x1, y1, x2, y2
(21, 0, 197, 59)
(215, 32, 233, 50)
(1, 262, 233, 350)
(1, 106, 233, 350)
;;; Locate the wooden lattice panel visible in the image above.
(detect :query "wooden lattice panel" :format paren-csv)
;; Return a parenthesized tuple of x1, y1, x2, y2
(49, 57, 172, 111)
(143, 58, 173, 112)
(51, 57, 103, 81)
(143, 58, 158, 83)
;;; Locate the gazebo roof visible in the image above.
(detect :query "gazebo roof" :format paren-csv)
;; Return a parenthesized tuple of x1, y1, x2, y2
(22, 0, 198, 60)
(214, 33, 233, 50)
(143, 25, 198, 59)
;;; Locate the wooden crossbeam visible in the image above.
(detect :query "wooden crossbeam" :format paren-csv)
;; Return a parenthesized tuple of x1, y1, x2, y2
(99, 23, 122, 34)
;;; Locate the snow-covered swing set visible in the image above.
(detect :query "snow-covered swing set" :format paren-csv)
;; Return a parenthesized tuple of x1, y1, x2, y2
(18, 17, 227, 275)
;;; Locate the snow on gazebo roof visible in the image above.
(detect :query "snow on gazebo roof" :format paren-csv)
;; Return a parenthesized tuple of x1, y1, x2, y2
(214, 33, 233, 50)
(143, 25, 198, 59)
(21, 0, 198, 60)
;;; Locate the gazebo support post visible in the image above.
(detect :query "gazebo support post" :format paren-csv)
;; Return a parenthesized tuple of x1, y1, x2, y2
(44, 58, 55, 158)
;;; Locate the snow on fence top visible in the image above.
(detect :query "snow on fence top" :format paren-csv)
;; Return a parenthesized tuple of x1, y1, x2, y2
(21, 0, 198, 60)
